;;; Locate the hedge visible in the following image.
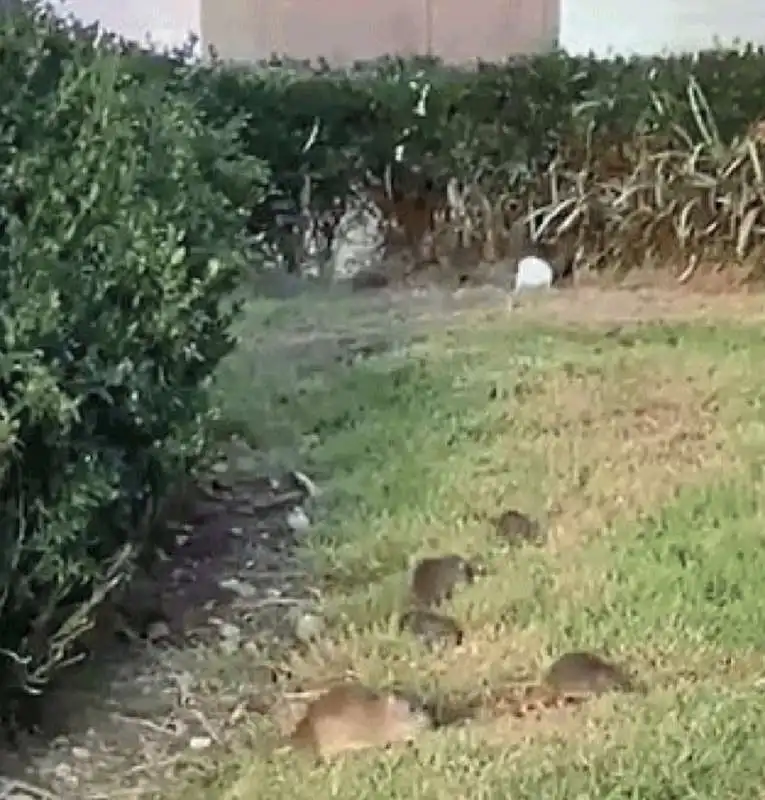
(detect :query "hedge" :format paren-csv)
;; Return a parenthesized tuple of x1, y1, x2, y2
(3, 0, 765, 732)
(177, 47, 765, 275)
(0, 2, 267, 727)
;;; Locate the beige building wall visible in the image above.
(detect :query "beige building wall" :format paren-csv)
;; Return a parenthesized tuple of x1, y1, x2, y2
(53, 0, 559, 65)
(51, 0, 765, 64)
(200, 0, 261, 62)
(240, 0, 425, 63)
(429, 0, 558, 62)
(204, 0, 558, 64)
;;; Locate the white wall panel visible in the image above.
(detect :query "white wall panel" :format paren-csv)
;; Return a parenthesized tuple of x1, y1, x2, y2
(561, 0, 765, 56)
(51, 0, 201, 50)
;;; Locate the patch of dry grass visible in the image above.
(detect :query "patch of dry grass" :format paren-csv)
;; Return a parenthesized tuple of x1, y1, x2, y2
(162, 297, 765, 799)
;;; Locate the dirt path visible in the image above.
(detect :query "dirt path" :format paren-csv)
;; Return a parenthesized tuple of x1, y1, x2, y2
(245, 284, 765, 378)
(3, 282, 764, 799)
(509, 285, 765, 326)
(253, 284, 765, 346)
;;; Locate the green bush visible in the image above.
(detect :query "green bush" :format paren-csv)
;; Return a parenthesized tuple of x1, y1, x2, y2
(183, 48, 765, 198)
(0, 3, 266, 716)
(177, 47, 765, 274)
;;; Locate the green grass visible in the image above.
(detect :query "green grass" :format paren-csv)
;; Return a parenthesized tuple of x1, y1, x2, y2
(174, 304, 765, 799)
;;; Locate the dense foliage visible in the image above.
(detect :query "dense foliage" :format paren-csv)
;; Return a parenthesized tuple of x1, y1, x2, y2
(185, 48, 765, 274)
(0, 2, 266, 721)
(2, 0, 765, 729)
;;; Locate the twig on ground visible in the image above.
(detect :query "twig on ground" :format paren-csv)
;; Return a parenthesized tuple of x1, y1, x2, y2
(246, 597, 315, 610)
(0, 777, 55, 800)
(677, 255, 699, 284)
(187, 708, 223, 747)
(110, 712, 181, 737)
(85, 755, 185, 798)
(164, 668, 195, 708)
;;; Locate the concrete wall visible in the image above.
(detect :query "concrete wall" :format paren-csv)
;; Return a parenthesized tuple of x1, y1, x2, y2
(52, 0, 558, 64)
(216, 0, 558, 63)
(51, 0, 765, 65)
(200, 0, 260, 62)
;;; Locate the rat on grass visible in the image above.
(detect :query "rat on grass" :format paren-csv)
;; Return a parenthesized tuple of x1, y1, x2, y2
(410, 554, 484, 607)
(541, 650, 639, 695)
(492, 508, 545, 546)
(287, 683, 432, 759)
(398, 608, 464, 648)
(512, 650, 641, 716)
(459, 650, 642, 722)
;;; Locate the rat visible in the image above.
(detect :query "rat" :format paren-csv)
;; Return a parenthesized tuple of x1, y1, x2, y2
(542, 651, 637, 695)
(464, 652, 639, 724)
(289, 683, 432, 759)
(398, 609, 464, 647)
(410, 554, 477, 607)
(493, 508, 545, 546)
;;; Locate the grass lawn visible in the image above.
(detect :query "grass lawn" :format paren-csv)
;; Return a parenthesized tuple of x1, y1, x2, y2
(170, 292, 765, 799)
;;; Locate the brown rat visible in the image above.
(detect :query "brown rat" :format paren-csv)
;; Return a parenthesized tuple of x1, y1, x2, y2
(456, 652, 638, 724)
(542, 651, 637, 695)
(289, 683, 432, 759)
(398, 609, 464, 647)
(410, 554, 477, 607)
(493, 508, 545, 546)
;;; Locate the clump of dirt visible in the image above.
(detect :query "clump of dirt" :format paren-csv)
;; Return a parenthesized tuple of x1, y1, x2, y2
(0, 444, 322, 798)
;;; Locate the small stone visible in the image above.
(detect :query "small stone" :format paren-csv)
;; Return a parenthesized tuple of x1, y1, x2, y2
(71, 746, 90, 760)
(168, 718, 189, 737)
(54, 763, 78, 786)
(189, 735, 213, 751)
(220, 638, 240, 656)
(218, 622, 242, 641)
(286, 506, 311, 533)
(210, 461, 229, 474)
(515, 255, 553, 293)
(146, 621, 171, 643)
(219, 578, 257, 598)
(293, 612, 325, 644)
